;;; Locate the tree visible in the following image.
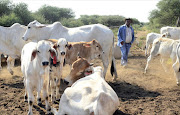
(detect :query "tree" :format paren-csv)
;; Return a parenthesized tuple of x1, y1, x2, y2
(36, 5, 75, 23)
(13, 3, 33, 25)
(0, 13, 21, 26)
(0, 0, 13, 16)
(149, 0, 180, 27)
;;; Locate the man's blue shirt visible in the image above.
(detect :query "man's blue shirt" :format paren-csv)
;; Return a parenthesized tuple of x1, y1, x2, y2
(117, 24, 135, 47)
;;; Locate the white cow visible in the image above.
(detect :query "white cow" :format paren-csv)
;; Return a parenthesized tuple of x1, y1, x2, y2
(144, 37, 180, 74)
(52, 66, 119, 115)
(160, 26, 180, 39)
(22, 20, 118, 80)
(21, 40, 57, 115)
(0, 23, 27, 74)
(145, 33, 162, 56)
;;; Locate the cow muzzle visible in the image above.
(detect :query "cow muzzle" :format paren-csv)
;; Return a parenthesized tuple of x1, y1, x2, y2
(61, 52, 66, 56)
(42, 61, 49, 66)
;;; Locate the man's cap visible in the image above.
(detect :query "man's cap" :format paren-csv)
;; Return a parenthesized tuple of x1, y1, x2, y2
(125, 18, 132, 22)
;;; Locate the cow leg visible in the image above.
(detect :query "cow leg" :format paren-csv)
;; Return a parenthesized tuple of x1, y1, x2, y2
(56, 78, 60, 101)
(56, 66, 62, 101)
(23, 77, 28, 102)
(144, 55, 153, 73)
(26, 81, 34, 115)
(101, 55, 109, 78)
(172, 57, 180, 86)
(160, 58, 168, 72)
(0, 53, 2, 70)
(7, 57, 15, 75)
(43, 79, 51, 114)
(145, 42, 150, 56)
(172, 64, 180, 86)
(50, 79, 56, 103)
(37, 79, 42, 106)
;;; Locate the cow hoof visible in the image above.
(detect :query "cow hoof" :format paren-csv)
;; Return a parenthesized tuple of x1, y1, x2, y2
(38, 102, 43, 107)
(47, 112, 53, 115)
(24, 99, 28, 103)
(177, 82, 180, 86)
(112, 77, 117, 82)
(56, 98, 60, 102)
(28, 111, 32, 115)
(24, 95, 28, 102)
(10, 71, 14, 75)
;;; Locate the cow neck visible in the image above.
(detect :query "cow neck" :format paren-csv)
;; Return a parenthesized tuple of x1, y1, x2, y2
(37, 27, 51, 41)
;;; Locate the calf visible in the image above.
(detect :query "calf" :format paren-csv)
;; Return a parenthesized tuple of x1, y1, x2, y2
(65, 39, 103, 66)
(47, 38, 71, 102)
(144, 37, 180, 73)
(63, 56, 94, 86)
(145, 33, 161, 56)
(53, 66, 119, 115)
(21, 40, 57, 115)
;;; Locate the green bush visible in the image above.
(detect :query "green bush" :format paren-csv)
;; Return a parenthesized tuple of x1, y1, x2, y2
(0, 13, 22, 26)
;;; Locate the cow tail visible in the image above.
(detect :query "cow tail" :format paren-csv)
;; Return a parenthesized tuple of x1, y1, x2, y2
(110, 36, 115, 76)
(110, 60, 114, 76)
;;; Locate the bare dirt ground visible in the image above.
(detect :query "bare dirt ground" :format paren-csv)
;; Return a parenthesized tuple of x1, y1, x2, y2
(0, 49, 180, 115)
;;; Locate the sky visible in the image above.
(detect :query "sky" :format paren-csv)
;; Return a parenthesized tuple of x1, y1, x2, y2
(12, 0, 161, 22)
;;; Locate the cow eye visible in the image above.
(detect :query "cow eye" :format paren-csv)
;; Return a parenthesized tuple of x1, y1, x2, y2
(65, 44, 67, 47)
(28, 27, 31, 29)
(37, 50, 40, 53)
(57, 45, 60, 47)
(96, 45, 99, 47)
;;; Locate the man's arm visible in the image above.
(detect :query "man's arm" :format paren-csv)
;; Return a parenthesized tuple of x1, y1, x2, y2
(131, 27, 135, 44)
(117, 27, 124, 45)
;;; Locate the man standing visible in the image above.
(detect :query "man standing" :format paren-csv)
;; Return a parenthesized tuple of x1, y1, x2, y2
(117, 18, 135, 66)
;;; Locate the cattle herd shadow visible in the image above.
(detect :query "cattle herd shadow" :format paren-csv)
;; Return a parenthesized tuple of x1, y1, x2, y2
(108, 81, 161, 101)
(1, 76, 24, 89)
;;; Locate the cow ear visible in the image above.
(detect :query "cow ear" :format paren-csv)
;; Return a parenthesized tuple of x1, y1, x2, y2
(31, 50, 37, 61)
(92, 39, 96, 45)
(53, 43, 57, 50)
(50, 48, 57, 59)
(35, 22, 46, 28)
(67, 44, 72, 50)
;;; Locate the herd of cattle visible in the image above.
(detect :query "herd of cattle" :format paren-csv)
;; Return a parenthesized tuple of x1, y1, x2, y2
(0, 20, 180, 115)
(0, 20, 119, 115)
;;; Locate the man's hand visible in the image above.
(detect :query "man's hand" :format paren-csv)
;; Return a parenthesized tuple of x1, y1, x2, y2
(121, 41, 124, 45)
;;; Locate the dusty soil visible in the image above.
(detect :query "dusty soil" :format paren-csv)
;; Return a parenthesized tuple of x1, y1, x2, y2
(0, 50, 180, 115)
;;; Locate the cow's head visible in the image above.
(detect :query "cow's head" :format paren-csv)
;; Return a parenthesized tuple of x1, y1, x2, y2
(83, 39, 104, 59)
(22, 20, 46, 41)
(53, 38, 72, 63)
(31, 40, 57, 68)
(63, 57, 94, 86)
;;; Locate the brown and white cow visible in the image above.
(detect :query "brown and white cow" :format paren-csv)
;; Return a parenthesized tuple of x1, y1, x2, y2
(63, 56, 94, 86)
(47, 38, 71, 102)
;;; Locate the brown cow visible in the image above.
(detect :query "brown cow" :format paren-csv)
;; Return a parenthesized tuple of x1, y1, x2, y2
(65, 39, 103, 66)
